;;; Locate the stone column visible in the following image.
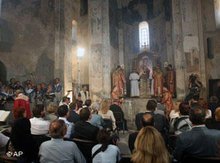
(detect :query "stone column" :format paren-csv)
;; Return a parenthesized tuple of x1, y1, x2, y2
(88, 0, 111, 101)
(172, 0, 186, 100)
(54, 0, 64, 81)
(54, 0, 72, 93)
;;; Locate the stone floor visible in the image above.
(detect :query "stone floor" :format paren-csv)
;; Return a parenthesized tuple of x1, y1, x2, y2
(118, 122, 137, 158)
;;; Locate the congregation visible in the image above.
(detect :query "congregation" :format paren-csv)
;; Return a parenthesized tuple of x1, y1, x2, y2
(0, 78, 219, 163)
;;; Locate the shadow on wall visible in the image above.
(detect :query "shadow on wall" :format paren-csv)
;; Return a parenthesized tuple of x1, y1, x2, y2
(0, 61, 7, 84)
(35, 53, 54, 83)
(0, 18, 14, 52)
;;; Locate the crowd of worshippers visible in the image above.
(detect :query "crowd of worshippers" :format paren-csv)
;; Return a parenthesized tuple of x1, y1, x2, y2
(0, 96, 219, 163)
(0, 78, 63, 107)
(0, 96, 128, 163)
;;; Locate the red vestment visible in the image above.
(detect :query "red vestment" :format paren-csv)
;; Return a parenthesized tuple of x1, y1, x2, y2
(166, 69, 175, 97)
(112, 69, 126, 98)
(14, 94, 31, 119)
(153, 69, 163, 97)
(161, 91, 174, 119)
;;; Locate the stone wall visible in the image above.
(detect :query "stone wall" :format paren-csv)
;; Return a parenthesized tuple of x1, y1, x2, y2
(0, 0, 56, 84)
(202, 0, 220, 80)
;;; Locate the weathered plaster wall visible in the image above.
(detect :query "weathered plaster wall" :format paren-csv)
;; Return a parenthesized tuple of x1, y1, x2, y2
(0, 0, 55, 83)
(202, 0, 220, 80)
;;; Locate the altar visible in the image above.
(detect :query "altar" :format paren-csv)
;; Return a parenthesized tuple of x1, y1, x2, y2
(129, 49, 160, 98)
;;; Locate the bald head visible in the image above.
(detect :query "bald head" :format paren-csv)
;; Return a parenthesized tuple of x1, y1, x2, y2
(215, 107, 220, 121)
(141, 113, 154, 127)
(49, 120, 67, 138)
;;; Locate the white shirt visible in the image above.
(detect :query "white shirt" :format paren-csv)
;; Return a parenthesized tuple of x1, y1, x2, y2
(205, 109, 212, 119)
(98, 110, 116, 130)
(59, 117, 74, 139)
(30, 117, 50, 135)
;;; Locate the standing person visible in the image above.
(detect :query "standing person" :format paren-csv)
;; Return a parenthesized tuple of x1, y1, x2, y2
(14, 90, 31, 119)
(131, 126, 170, 163)
(39, 120, 86, 163)
(54, 78, 63, 105)
(25, 84, 34, 103)
(34, 84, 44, 105)
(185, 74, 202, 102)
(78, 85, 89, 104)
(112, 66, 126, 99)
(153, 65, 164, 97)
(162, 87, 174, 119)
(166, 64, 176, 97)
(44, 85, 56, 108)
(129, 69, 140, 97)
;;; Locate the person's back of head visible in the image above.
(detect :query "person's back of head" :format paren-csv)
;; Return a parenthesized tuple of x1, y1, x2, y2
(79, 107, 91, 121)
(131, 126, 169, 163)
(69, 102, 76, 110)
(13, 107, 26, 120)
(215, 107, 220, 121)
(97, 129, 111, 152)
(76, 100, 83, 109)
(100, 99, 109, 114)
(47, 105, 57, 114)
(57, 105, 69, 118)
(85, 99, 92, 107)
(179, 102, 191, 116)
(141, 113, 154, 127)
(189, 105, 206, 125)
(49, 120, 67, 139)
(32, 104, 45, 118)
(146, 100, 157, 112)
(62, 96, 68, 102)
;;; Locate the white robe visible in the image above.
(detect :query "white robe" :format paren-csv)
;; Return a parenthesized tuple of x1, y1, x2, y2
(129, 73, 140, 97)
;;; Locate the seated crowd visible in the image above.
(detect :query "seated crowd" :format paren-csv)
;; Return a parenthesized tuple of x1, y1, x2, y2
(0, 78, 219, 163)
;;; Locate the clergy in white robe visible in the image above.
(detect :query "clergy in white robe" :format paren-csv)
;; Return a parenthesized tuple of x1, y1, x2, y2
(129, 72, 140, 97)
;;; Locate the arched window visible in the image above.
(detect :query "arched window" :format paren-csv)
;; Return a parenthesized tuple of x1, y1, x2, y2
(72, 20, 77, 44)
(139, 21, 150, 50)
(214, 0, 220, 29)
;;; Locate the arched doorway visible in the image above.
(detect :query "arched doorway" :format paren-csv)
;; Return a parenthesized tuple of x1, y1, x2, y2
(0, 61, 7, 83)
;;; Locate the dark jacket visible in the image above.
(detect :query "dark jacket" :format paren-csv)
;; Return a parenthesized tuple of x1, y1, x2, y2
(135, 112, 168, 134)
(205, 118, 220, 130)
(74, 121, 99, 141)
(174, 126, 220, 160)
(67, 110, 80, 124)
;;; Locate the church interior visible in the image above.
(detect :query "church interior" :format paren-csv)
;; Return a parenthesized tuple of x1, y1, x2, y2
(0, 0, 220, 162)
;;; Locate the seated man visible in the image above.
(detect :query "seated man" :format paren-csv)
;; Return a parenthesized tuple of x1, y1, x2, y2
(135, 100, 167, 138)
(30, 104, 50, 135)
(155, 97, 166, 116)
(110, 104, 127, 130)
(39, 119, 86, 163)
(206, 107, 220, 130)
(67, 102, 80, 124)
(128, 113, 154, 152)
(57, 105, 74, 139)
(174, 105, 220, 161)
(74, 107, 99, 141)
